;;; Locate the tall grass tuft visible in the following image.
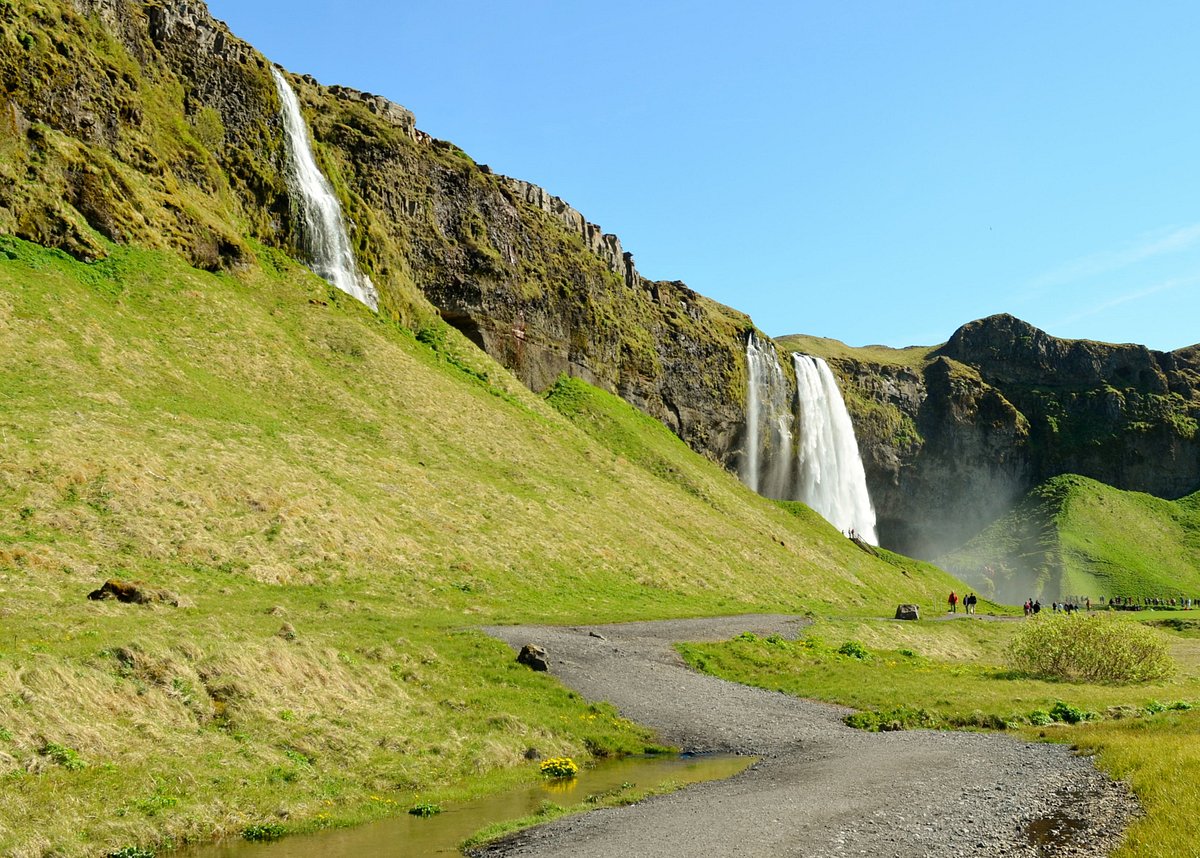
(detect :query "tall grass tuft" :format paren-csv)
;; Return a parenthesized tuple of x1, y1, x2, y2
(1009, 615, 1174, 684)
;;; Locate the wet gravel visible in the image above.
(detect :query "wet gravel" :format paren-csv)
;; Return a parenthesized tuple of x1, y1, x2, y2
(476, 615, 1135, 858)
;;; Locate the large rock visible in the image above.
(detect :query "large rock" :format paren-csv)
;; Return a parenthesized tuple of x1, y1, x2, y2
(895, 604, 920, 621)
(517, 644, 549, 672)
(86, 578, 187, 606)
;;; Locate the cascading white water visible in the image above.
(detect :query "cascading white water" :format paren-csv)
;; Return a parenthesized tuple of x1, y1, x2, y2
(272, 67, 379, 310)
(792, 353, 878, 543)
(741, 334, 794, 499)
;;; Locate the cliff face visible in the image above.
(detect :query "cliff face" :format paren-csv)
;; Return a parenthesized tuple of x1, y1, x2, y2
(793, 316, 1200, 559)
(0, 0, 756, 465)
(7, 2, 1198, 557)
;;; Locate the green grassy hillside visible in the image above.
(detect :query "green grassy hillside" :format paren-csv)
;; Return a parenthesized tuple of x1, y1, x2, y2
(0, 237, 962, 857)
(775, 333, 936, 370)
(938, 474, 1200, 603)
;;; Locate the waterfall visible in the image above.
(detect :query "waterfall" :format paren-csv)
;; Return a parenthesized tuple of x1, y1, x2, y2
(740, 334, 794, 499)
(271, 67, 379, 310)
(792, 354, 878, 544)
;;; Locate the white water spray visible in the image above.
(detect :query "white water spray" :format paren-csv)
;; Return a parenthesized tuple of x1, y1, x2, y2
(792, 354, 878, 543)
(272, 67, 378, 310)
(741, 334, 794, 498)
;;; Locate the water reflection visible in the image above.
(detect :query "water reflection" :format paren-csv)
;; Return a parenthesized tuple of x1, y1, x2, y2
(184, 754, 753, 857)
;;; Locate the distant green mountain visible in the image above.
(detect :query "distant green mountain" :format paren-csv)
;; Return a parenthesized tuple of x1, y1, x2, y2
(938, 473, 1200, 603)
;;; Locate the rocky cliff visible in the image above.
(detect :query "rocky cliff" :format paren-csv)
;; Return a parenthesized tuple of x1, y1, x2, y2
(0, 0, 763, 465)
(6, 1, 1198, 561)
(782, 316, 1200, 559)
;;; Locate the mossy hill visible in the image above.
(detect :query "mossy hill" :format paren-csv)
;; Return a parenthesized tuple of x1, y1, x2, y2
(0, 0, 758, 471)
(780, 316, 1200, 561)
(0, 235, 962, 856)
(938, 473, 1200, 604)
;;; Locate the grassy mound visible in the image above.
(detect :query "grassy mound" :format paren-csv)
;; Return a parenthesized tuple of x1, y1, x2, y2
(0, 236, 962, 856)
(938, 473, 1200, 603)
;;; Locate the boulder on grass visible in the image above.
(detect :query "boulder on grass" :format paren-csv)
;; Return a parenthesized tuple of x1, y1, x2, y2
(895, 604, 920, 621)
(517, 643, 549, 671)
(87, 578, 189, 606)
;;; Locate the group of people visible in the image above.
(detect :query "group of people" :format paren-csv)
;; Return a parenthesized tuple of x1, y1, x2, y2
(1109, 595, 1195, 610)
(946, 591, 978, 614)
(946, 590, 1198, 617)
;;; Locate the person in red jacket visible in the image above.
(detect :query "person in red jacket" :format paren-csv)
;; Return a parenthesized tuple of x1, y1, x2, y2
(948, 591, 958, 613)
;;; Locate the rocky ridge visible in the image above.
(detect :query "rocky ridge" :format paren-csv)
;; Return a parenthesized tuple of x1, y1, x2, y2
(784, 316, 1200, 559)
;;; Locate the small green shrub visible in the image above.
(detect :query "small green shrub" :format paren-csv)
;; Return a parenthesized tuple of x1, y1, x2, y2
(1049, 700, 1095, 725)
(1027, 709, 1054, 726)
(845, 705, 941, 732)
(1008, 615, 1174, 684)
(837, 640, 870, 660)
(408, 801, 442, 817)
(42, 742, 86, 771)
(241, 823, 285, 841)
(107, 848, 154, 858)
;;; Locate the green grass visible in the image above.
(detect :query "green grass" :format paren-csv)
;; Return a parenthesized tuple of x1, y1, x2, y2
(775, 333, 937, 370)
(938, 474, 1200, 603)
(680, 614, 1200, 858)
(0, 236, 964, 857)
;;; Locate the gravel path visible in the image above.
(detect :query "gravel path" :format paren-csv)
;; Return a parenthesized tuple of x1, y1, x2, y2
(476, 615, 1135, 858)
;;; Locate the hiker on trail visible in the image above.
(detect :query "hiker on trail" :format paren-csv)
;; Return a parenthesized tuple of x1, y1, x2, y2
(1085, 597, 1091, 611)
(948, 591, 958, 613)
(966, 593, 977, 615)
(1023, 600, 1031, 617)
(1033, 600, 1041, 615)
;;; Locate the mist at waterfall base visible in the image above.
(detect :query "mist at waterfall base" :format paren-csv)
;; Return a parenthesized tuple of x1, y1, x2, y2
(740, 337, 878, 544)
(272, 68, 379, 310)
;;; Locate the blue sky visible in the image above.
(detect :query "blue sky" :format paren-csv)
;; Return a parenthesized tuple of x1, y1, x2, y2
(207, 1, 1200, 351)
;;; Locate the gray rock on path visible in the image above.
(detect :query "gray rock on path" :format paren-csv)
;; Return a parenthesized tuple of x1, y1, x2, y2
(478, 615, 1134, 858)
(517, 643, 549, 671)
(895, 603, 921, 621)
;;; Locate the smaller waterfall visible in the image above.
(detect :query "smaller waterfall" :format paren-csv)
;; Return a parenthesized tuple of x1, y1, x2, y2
(741, 334, 794, 499)
(792, 354, 878, 544)
(272, 67, 379, 310)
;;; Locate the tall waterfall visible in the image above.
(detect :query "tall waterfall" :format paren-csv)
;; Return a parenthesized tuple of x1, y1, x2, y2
(271, 68, 378, 310)
(740, 334, 794, 498)
(740, 335, 878, 544)
(792, 354, 878, 543)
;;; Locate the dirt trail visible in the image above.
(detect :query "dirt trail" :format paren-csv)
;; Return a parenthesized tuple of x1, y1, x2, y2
(476, 615, 1133, 858)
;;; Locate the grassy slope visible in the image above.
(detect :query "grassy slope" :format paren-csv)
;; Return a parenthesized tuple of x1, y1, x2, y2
(775, 333, 936, 370)
(0, 237, 963, 857)
(681, 615, 1200, 858)
(938, 474, 1200, 603)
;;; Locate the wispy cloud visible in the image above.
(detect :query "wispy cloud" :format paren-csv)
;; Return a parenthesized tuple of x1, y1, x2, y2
(1028, 223, 1200, 292)
(1055, 275, 1200, 328)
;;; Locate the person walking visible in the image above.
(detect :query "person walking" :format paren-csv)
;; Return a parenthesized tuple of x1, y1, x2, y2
(948, 591, 958, 614)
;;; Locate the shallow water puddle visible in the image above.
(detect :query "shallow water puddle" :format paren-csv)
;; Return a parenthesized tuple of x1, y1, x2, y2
(184, 753, 753, 857)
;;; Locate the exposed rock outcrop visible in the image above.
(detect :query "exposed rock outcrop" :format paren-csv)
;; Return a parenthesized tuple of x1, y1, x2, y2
(797, 316, 1200, 559)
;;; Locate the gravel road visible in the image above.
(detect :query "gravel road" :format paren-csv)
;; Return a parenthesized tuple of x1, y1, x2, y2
(476, 615, 1135, 858)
